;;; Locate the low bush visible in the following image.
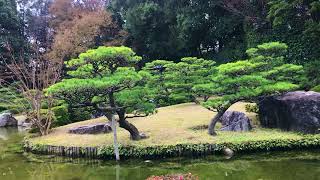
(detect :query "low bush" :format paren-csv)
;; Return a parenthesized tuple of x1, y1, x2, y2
(24, 135, 320, 159)
(52, 104, 70, 126)
(96, 136, 320, 159)
(0, 87, 29, 114)
(311, 85, 320, 92)
(69, 107, 94, 123)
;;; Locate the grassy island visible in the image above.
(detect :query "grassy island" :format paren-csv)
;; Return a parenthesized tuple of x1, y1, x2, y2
(25, 103, 320, 159)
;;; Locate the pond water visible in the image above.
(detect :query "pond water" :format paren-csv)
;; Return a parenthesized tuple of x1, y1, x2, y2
(0, 127, 319, 180)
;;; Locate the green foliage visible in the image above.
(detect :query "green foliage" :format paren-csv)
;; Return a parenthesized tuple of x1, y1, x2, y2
(144, 57, 216, 106)
(243, 0, 320, 65)
(112, 0, 320, 64)
(47, 67, 144, 107)
(97, 136, 320, 159)
(115, 87, 156, 115)
(68, 107, 93, 123)
(124, 1, 177, 60)
(112, 0, 247, 62)
(304, 60, 320, 88)
(165, 57, 216, 102)
(246, 42, 288, 58)
(51, 104, 70, 126)
(0, 86, 29, 114)
(311, 85, 320, 92)
(142, 60, 176, 106)
(202, 42, 304, 111)
(65, 46, 142, 78)
(0, 0, 25, 61)
(25, 135, 320, 159)
(47, 46, 156, 124)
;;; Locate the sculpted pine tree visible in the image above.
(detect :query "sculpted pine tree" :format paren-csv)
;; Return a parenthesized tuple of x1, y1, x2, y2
(165, 57, 216, 103)
(195, 42, 305, 136)
(47, 46, 155, 140)
(144, 57, 216, 106)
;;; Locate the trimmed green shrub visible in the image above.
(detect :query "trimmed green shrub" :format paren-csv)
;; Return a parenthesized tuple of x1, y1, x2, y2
(0, 87, 29, 114)
(24, 135, 320, 159)
(52, 104, 70, 126)
(69, 107, 93, 123)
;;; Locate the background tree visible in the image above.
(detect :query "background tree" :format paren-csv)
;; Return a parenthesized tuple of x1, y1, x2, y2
(0, 0, 26, 80)
(111, 0, 248, 62)
(304, 60, 320, 88)
(47, 46, 155, 140)
(196, 42, 305, 135)
(2, 52, 61, 135)
(248, 0, 320, 64)
(47, 0, 127, 62)
(18, 0, 53, 53)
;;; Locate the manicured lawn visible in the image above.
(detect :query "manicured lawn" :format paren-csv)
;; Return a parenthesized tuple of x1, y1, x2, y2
(29, 102, 316, 148)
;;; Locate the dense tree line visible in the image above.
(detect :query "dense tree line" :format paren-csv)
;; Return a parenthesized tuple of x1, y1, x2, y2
(111, 0, 320, 64)
(1, 0, 319, 65)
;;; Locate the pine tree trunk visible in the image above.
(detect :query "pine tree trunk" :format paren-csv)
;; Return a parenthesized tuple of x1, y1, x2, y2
(208, 109, 227, 136)
(117, 109, 142, 141)
(108, 91, 142, 141)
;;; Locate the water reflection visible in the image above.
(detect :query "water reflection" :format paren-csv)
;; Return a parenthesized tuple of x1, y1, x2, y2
(0, 127, 19, 140)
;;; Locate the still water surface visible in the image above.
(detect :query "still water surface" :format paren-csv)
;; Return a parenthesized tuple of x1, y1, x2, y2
(0, 127, 319, 180)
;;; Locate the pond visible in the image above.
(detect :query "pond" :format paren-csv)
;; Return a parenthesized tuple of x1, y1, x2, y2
(0, 127, 319, 180)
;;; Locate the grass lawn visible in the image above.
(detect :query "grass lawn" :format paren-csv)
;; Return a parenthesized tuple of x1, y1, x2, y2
(29, 102, 317, 148)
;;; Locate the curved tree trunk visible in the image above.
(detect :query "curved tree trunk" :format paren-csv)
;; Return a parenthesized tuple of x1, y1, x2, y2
(208, 109, 227, 136)
(108, 91, 142, 141)
(117, 109, 142, 141)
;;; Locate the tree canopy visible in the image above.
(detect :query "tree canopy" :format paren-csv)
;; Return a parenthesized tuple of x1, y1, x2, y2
(143, 57, 216, 106)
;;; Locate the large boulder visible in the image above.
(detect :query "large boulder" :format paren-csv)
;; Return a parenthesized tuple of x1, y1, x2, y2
(259, 91, 320, 134)
(220, 111, 252, 131)
(68, 123, 112, 134)
(0, 113, 18, 127)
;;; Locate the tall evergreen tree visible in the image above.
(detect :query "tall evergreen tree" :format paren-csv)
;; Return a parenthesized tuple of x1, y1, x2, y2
(111, 0, 247, 62)
(0, 0, 25, 80)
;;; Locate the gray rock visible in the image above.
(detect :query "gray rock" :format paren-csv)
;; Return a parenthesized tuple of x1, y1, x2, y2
(68, 123, 112, 134)
(223, 148, 234, 157)
(259, 91, 320, 134)
(0, 113, 18, 127)
(220, 111, 252, 131)
(139, 132, 148, 139)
